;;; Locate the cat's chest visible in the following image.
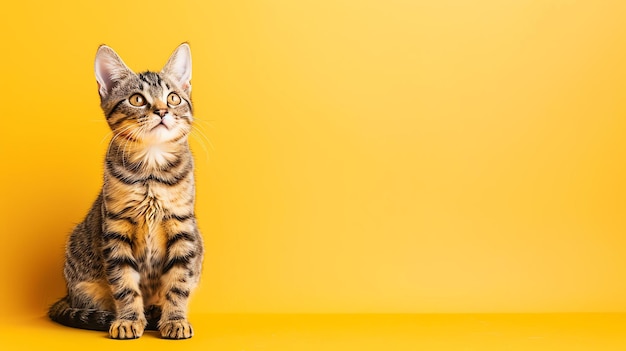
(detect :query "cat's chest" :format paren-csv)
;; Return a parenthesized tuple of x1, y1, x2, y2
(132, 185, 170, 303)
(106, 182, 172, 255)
(136, 185, 165, 225)
(133, 185, 168, 275)
(120, 182, 176, 224)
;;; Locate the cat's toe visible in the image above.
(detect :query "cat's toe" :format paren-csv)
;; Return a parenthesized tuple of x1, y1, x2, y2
(109, 319, 145, 339)
(160, 320, 193, 339)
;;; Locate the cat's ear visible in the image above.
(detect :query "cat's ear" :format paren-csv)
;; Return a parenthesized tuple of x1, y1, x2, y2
(94, 45, 134, 98)
(162, 43, 192, 94)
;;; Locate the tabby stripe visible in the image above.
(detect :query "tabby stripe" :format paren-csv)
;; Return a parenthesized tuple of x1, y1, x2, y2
(106, 158, 190, 186)
(102, 231, 134, 246)
(146, 163, 191, 186)
(170, 287, 190, 298)
(183, 197, 195, 207)
(107, 99, 127, 120)
(165, 213, 194, 222)
(167, 232, 195, 247)
(139, 73, 161, 86)
(120, 311, 139, 321)
(107, 275, 122, 285)
(170, 130, 190, 144)
(108, 116, 127, 131)
(113, 288, 137, 301)
(139, 74, 149, 84)
(105, 211, 137, 225)
(118, 157, 145, 173)
(159, 156, 184, 172)
(167, 313, 185, 321)
(78, 309, 94, 322)
(164, 292, 187, 306)
(102, 247, 113, 258)
(106, 160, 142, 185)
(106, 256, 139, 272)
(163, 252, 196, 274)
(182, 97, 193, 113)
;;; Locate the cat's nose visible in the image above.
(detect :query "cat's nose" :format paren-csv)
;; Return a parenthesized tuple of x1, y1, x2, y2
(153, 109, 168, 117)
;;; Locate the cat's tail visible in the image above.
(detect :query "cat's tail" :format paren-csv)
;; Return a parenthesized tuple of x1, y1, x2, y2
(48, 296, 114, 331)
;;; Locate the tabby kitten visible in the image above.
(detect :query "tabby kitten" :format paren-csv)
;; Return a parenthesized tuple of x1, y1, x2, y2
(48, 43, 204, 339)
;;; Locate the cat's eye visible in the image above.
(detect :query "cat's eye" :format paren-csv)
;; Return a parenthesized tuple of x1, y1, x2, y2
(129, 93, 147, 107)
(167, 92, 181, 106)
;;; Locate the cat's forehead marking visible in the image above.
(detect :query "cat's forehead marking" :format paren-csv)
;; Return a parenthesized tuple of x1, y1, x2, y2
(136, 71, 173, 102)
(138, 72, 162, 86)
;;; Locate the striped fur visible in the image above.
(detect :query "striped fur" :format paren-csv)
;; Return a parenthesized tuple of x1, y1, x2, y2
(49, 43, 204, 339)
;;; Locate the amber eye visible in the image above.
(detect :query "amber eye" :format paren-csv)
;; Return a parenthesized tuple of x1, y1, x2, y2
(129, 93, 147, 107)
(167, 92, 181, 106)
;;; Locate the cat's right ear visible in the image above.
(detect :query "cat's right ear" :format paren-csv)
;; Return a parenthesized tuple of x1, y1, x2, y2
(95, 45, 133, 98)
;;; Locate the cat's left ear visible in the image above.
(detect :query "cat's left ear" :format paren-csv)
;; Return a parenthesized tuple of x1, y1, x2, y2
(162, 43, 192, 94)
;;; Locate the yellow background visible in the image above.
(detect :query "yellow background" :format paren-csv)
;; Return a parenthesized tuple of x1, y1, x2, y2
(1, 0, 626, 321)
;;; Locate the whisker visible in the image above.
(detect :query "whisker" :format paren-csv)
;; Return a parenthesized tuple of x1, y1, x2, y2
(190, 130, 211, 164)
(106, 125, 129, 154)
(122, 125, 143, 170)
(106, 124, 136, 160)
(100, 130, 114, 145)
(193, 117, 215, 129)
(192, 121, 214, 140)
(191, 124, 215, 152)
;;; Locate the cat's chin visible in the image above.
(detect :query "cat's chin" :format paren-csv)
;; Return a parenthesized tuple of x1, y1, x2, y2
(142, 126, 185, 144)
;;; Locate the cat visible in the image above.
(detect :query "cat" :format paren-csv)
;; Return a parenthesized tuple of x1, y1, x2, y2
(48, 43, 204, 340)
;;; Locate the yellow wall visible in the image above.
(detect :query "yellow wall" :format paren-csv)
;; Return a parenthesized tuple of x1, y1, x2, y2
(1, 0, 626, 316)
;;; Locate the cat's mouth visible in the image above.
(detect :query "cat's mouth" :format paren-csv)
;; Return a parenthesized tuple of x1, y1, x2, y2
(150, 115, 175, 131)
(142, 117, 185, 144)
(152, 122, 171, 131)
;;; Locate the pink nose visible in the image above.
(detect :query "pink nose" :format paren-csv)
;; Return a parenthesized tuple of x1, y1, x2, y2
(154, 109, 168, 117)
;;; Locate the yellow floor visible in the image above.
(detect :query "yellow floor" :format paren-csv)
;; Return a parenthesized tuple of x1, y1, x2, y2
(2, 314, 626, 350)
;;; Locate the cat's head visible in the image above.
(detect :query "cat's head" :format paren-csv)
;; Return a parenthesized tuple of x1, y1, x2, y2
(95, 43, 193, 145)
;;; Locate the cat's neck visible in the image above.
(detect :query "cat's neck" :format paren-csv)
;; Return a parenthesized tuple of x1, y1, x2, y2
(107, 137, 190, 173)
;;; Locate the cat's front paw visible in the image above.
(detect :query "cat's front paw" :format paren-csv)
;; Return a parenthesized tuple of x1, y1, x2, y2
(160, 319, 194, 339)
(109, 319, 146, 339)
